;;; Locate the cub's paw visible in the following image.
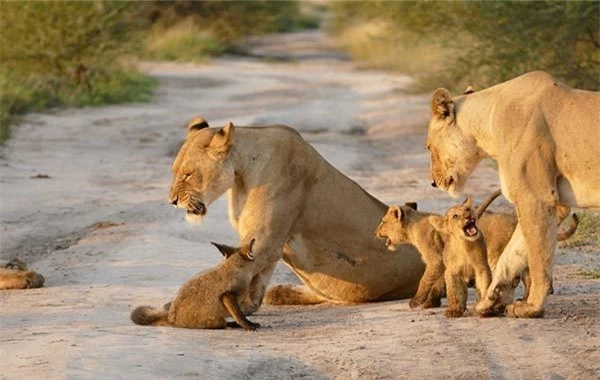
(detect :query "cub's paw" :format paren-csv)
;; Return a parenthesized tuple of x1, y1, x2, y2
(409, 297, 424, 309)
(422, 297, 442, 309)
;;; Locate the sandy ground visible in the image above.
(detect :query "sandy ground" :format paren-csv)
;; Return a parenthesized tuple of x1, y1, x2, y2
(1, 31, 599, 380)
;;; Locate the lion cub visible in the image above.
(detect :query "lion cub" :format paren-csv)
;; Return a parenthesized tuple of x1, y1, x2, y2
(131, 239, 261, 330)
(0, 258, 45, 290)
(375, 190, 502, 309)
(429, 198, 492, 318)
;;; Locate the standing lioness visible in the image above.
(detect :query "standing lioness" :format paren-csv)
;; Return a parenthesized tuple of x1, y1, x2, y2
(426, 71, 599, 318)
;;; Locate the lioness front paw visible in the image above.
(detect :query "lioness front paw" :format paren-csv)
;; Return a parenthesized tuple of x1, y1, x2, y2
(444, 308, 465, 318)
(505, 302, 544, 318)
(244, 322, 261, 331)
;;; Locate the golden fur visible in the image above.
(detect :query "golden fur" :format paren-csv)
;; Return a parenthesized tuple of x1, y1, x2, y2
(0, 258, 45, 290)
(429, 198, 492, 318)
(426, 71, 599, 317)
(131, 240, 261, 330)
(168, 117, 425, 307)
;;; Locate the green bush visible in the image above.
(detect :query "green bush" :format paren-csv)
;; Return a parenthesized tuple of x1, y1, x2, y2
(0, 1, 156, 142)
(330, 1, 599, 91)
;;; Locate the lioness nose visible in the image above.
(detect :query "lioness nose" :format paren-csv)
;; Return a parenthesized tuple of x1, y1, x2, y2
(431, 181, 437, 188)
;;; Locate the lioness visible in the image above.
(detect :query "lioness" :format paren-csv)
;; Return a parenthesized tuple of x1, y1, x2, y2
(375, 190, 505, 309)
(131, 240, 261, 330)
(429, 198, 492, 318)
(0, 258, 45, 290)
(426, 71, 599, 318)
(168, 117, 424, 307)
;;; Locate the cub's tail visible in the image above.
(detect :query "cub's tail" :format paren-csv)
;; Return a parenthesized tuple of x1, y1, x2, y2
(131, 305, 170, 326)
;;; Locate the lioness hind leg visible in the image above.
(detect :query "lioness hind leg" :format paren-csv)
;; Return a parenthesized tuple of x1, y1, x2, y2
(264, 284, 325, 305)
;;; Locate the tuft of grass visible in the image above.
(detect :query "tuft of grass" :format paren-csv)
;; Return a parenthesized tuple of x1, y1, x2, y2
(145, 20, 227, 62)
(560, 211, 600, 249)
(579, 266, 600, 279)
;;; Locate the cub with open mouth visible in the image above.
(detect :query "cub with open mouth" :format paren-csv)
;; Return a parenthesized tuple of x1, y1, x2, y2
(429, 197, 492, 318)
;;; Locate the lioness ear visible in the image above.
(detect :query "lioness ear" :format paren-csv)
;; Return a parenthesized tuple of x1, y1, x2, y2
(186, 116, 209, 137)
(208, 122, 234, 159)
(404, 202, 418, 211)
(211, 241, 237, 259)
(429, 215, 445, 233)
(463, 85, 475, 95)
(431, 88, 455, 123)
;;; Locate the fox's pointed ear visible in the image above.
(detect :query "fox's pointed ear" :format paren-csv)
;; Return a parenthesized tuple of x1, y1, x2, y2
(208, 122, 234, 160)
(240, 238, 256, 261)
(431, 88, 455, 124)
(211, 241, 237, 259)
(429, 215, 445, 233)
(186, 116, 209, 138)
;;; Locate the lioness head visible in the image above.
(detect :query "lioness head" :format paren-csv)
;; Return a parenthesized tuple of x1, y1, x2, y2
(375, 202, 418, 251)
(426, 88, 482, 197)
(429, 197, 480, 241)
(169, 116, 235, 224)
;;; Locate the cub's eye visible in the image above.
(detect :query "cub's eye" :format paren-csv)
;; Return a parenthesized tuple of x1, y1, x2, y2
(452, 214, 459, 220)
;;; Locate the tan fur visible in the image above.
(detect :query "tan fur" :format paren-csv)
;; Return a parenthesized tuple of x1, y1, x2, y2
(375, 192, 578, 310)
(429, 198, 492, 318)
(0, 258, 45, 290)
(426, 71, 599, 318)
(131, 240, 261, 330)
(375, 190, 508, 309)
(168, 117, 425, 307)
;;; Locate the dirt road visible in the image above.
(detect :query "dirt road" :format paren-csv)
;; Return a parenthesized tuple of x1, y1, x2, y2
(1, 31, 598, 379)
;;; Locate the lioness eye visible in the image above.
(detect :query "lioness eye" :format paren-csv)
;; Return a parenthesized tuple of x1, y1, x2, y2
(183, 172, 192, 181)
(452, 214, 459, 220)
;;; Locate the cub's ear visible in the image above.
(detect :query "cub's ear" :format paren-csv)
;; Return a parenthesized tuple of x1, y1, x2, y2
(208, 122, 234, 159)
(240, 238, 256, 261)
(431, 88, 455, 123)
(387, 205, 402, 222)
(463, 197, 473, 208)
(463, 85, 475, 95)
(429, 215, 445, 233)
(211, 241, 237, 259)
(186, 116, 209, 137)
(404, 202, 418, 211)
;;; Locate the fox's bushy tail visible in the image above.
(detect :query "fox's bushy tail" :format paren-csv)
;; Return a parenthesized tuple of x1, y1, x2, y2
(131, 305, 170, 326)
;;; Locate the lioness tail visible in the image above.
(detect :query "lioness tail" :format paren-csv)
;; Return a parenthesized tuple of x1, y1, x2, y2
(131, 305, 170, 326)
(476, 189, 503, 219)
(557, 213, 579, 242)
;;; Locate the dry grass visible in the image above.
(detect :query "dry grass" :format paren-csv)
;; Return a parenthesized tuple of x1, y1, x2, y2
(144, 18, 226, 62)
